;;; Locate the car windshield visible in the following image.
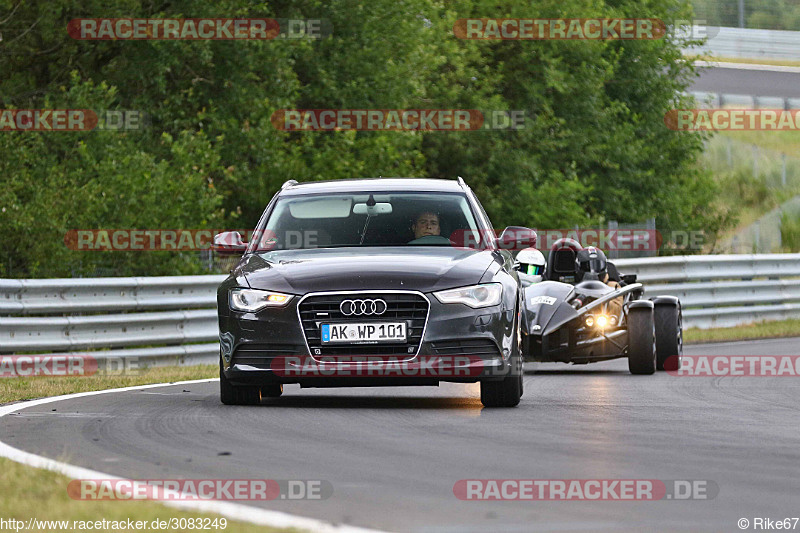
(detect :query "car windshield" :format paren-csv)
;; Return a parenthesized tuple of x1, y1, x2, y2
(247, 191, 483, 252)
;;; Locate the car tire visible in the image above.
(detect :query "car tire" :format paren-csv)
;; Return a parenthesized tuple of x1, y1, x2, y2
(480, 370, 522, 408)
(655, 303, 682, 371)
(481, 313, 523, 408)
(627, 307, 657, 375)
(219, 360, 262, 405)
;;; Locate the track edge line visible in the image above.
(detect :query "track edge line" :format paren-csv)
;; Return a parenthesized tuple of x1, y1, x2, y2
(0, 379, 390, 533)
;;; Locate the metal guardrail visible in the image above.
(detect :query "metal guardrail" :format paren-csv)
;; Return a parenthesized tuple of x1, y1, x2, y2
(692, 26, 800, 61)
(1, 254, 799, 367)
(0, 276, 224, 315)
(690, 91, 800, 111)
(0, 275, 225, 367)
(616, 254, 800, 328)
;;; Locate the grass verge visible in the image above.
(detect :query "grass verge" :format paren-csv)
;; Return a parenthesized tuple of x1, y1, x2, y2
(0, 364, 300, 533)
(684, 318, 800, 343)
(0, 364, 217, 405)
(0, 458, 293, 533)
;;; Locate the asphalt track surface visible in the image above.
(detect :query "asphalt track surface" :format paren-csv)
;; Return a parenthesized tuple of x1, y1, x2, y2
(3, 338, 800, 532)
(692, 64, 800, 98)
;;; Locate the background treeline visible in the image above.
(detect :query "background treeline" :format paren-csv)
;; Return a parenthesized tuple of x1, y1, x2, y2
(691, 0, 800, 30)
(1, 0, 717, 277)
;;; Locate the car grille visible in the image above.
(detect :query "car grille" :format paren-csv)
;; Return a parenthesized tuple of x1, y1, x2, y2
(298, 292, 428, 358)
(431, 339, 502, 358)
(232, 343, 304, 366)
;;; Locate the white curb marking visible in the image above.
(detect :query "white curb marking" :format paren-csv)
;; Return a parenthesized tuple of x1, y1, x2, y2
(695, 60, 800, 74)
(0, 379, 389, 533)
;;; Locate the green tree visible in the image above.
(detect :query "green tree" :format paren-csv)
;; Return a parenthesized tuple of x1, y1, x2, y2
(1, 0, 720, 277)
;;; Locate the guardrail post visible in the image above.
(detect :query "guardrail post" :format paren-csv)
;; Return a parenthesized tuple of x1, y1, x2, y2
(782, 153, 787, 186)
(754, 223, 760, 253)
(738, 0, 745, 28)
(753, 145, 759, 178)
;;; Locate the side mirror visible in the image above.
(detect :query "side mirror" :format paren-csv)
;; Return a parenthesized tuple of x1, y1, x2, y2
(621, 273, 637, 285)
(213, 231, 247, 255)
(496, 226, 537, 252)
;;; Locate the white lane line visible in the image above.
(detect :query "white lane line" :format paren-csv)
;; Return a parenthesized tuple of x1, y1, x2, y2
(10, 412, 116, 418)
(695, 59, 800, 73)
(138, 391, 195, 396)
(0, 379, 390, 533)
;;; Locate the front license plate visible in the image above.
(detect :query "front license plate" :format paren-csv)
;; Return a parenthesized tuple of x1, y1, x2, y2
(321, 322, 407, 344)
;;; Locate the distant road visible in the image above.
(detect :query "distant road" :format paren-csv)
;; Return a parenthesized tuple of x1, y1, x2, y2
(691, 62, 800, 98)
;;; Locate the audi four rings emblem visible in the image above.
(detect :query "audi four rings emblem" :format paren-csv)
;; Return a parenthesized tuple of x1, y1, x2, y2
(340, 299, 388, 316)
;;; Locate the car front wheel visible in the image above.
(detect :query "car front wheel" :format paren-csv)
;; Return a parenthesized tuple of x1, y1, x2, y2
(628, 307, 657, 375)
(655, 303, 683, 371)
(219, 359, 262, 405)
(480, 312, 523, 407)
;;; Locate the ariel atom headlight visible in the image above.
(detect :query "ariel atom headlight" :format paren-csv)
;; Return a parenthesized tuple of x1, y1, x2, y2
(434, 283, 503, 309)
(229, 288, 292, 312)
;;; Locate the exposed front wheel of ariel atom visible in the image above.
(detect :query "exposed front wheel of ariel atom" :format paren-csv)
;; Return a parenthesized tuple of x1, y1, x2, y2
(628, 306, 657, 375)
(655, 302, 683, 371)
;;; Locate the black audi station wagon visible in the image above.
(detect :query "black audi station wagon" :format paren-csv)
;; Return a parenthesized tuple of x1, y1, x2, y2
(215, 178, 533, 407)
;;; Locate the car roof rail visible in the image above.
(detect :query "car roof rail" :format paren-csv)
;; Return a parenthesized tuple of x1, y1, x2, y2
(281, 179, 298, 189)
(457, 176, 467, 188)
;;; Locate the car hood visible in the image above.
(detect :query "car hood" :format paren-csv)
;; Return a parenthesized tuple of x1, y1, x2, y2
(239, 247, 496, 294)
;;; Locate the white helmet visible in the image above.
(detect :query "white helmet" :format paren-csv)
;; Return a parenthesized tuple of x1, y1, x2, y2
(517, 247, 546, 283)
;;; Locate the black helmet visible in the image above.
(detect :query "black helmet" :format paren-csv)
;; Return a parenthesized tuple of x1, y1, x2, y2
(577, 246, 607, 275)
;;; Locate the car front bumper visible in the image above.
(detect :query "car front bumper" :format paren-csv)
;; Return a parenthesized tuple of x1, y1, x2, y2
(218, 290, 516, 386)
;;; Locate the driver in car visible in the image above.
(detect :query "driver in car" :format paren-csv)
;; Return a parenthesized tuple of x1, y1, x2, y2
(578, 247, 623, 318)
(408, 211, 443, 244)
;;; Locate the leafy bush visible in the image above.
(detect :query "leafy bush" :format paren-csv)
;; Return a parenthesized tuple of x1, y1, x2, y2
(1, 0, 720, 277)
(781, 212, 800, 252)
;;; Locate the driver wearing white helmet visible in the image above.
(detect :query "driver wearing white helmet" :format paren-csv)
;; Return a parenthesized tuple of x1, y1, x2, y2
(517, 247, 546, 285)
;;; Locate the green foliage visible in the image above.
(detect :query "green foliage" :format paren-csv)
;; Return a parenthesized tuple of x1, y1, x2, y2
(691, 0, 800, 30)
(700, 135, 800, 249)
(0, 0, 719, 277)
(781, 212, 800, 253)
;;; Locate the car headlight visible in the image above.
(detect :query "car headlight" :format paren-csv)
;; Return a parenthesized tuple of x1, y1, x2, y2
(434, 283, 503, 308)
(229, 288, 292, 312)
